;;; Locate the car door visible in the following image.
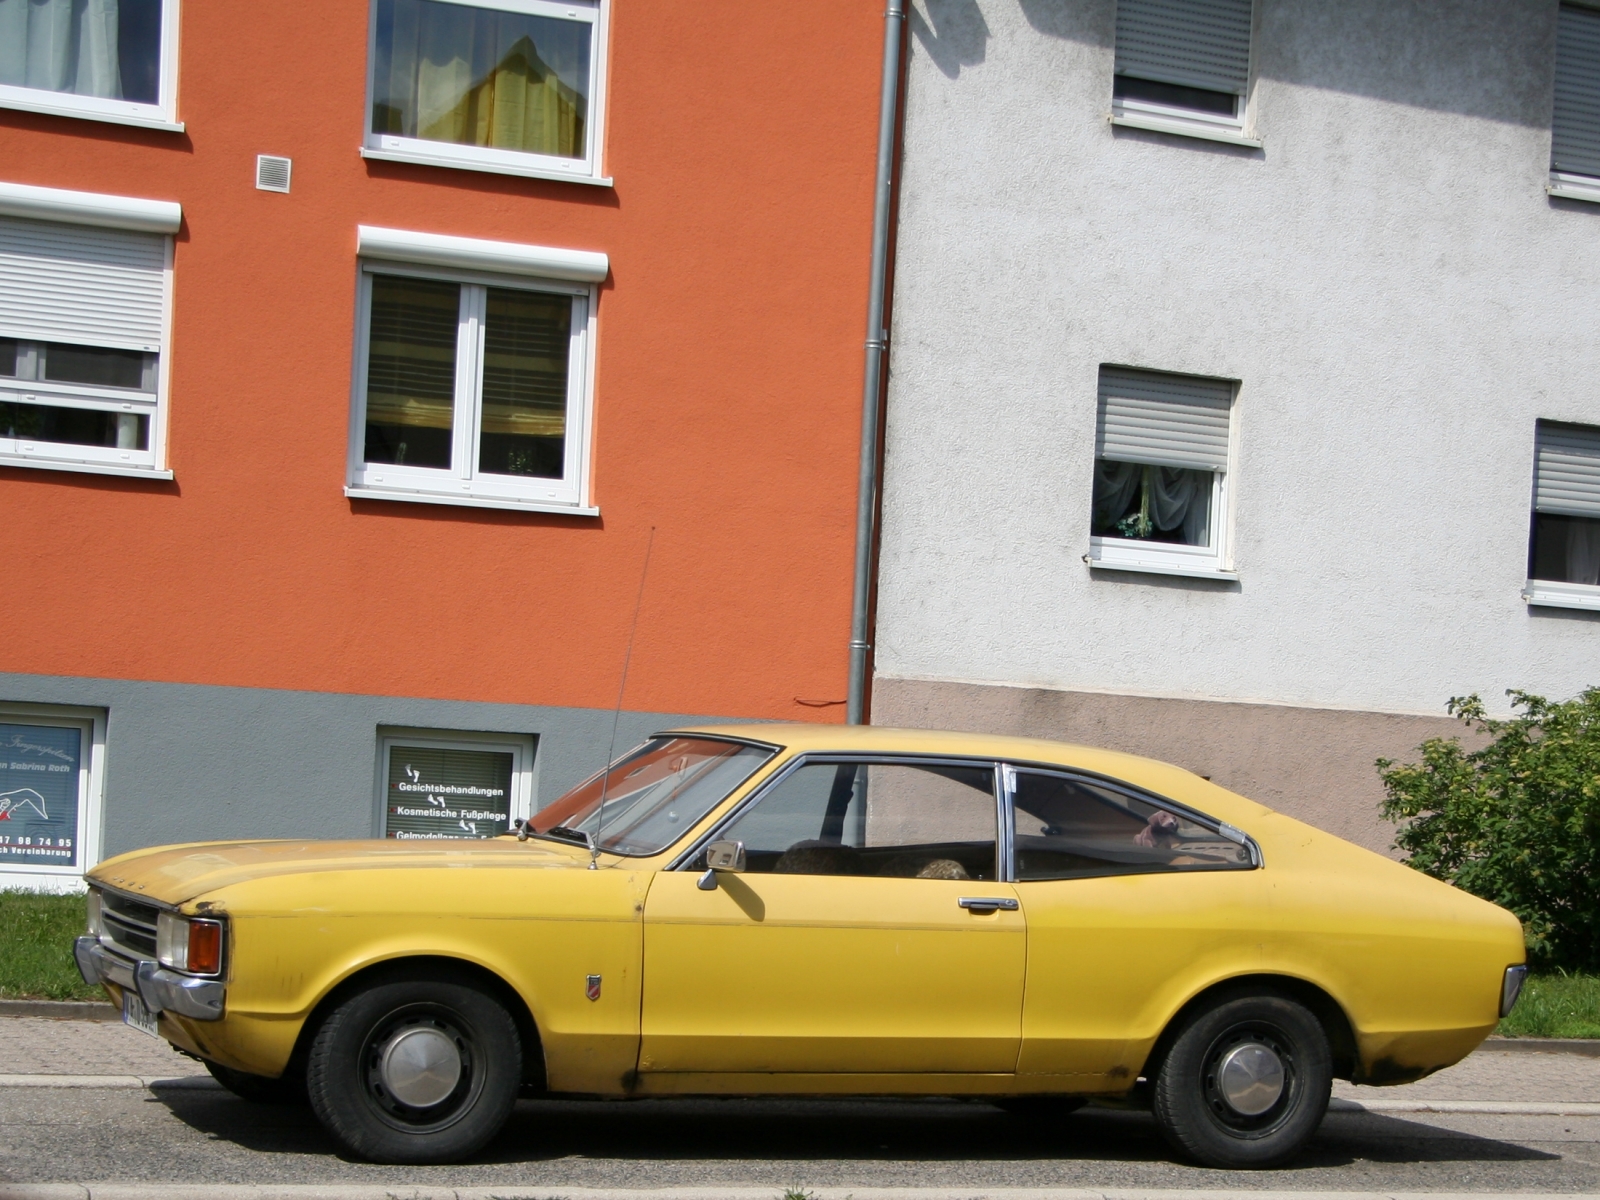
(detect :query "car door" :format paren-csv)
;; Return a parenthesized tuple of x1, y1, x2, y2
(1007, 765, 1262, 1085)
(640, 756, 1025, 1076)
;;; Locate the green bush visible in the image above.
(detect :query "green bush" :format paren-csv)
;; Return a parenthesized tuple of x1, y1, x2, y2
(1377, 688, 1600, 972)
(0, 890, 102, 1001)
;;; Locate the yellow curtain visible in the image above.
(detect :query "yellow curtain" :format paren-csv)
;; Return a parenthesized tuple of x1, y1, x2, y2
(419, 34, 584, 157)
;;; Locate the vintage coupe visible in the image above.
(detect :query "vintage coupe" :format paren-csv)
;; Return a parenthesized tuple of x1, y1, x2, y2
(76, 725, 1525, 1168)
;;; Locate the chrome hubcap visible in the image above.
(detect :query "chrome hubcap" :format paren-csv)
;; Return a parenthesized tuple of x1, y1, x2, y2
(378, 1025, 461, 1108)
(1216, 1041, 1285, 1116)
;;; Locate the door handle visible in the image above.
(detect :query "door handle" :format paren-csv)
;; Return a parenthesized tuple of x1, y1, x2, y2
(958, 896, 1019, 913)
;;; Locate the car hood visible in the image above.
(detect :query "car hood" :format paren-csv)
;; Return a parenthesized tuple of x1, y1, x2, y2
(89, 837, 591, 906)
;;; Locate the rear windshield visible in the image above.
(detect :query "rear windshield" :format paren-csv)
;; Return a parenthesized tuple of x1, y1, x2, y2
(528, 736, 774, 857)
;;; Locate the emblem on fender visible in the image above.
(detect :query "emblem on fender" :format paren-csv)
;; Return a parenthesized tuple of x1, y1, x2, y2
(585, 974, 602, 1001)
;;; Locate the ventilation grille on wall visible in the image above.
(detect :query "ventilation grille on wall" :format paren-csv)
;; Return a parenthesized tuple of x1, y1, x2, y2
(255, 155, 292, 193)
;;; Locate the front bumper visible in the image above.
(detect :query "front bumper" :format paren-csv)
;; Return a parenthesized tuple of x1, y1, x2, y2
(74, 935, 225, 1021)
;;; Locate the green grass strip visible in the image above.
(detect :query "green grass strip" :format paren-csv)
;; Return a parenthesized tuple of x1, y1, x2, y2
(0, 890, 101, 1001)
(1497, 971, 1600, 1039)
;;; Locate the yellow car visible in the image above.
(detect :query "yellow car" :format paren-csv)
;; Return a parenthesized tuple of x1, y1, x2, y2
(75, 724, 1525, 1168)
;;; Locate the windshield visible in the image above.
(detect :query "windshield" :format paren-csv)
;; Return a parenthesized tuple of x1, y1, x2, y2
(526, 737, 774, 857)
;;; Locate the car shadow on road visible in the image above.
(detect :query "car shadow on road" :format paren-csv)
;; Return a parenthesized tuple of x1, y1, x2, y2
(148, 1088, 1561, 1173)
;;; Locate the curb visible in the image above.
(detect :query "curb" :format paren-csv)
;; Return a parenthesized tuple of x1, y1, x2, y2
(4, 1189, 1600, 1200)
(0, 1074, 216, 1089)
(1482, 1036, 1600, 1056)
(0, 1000, 117, 1021)
(1327, 1097, 1600, 1116)
(5, 1190, 1600, 1200)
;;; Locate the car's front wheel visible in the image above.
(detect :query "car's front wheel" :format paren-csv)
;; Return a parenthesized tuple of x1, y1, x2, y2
(1151, 992, 1332, 1169)
(305, 977, 522, 1164)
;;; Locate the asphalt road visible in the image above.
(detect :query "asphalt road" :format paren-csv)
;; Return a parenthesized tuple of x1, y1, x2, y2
(3, 1085, 1599, 1193)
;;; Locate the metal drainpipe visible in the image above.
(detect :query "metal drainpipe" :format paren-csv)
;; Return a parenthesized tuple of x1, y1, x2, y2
(847, 0, 906, 725)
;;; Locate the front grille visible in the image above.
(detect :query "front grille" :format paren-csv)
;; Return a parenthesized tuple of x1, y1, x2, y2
(100, 890, 159, 958)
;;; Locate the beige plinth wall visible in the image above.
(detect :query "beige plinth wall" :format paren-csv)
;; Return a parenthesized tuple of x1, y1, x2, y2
(871, 677, 1469, 856)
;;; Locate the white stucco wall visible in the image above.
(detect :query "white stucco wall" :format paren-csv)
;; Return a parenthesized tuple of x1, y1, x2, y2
(875, 0, 1600, 718)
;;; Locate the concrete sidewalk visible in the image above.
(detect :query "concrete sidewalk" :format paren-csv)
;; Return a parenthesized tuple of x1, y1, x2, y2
(2, 1016, 1596, 1109)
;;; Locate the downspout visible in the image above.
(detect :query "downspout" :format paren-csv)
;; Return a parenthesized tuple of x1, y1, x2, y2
(847, 0, 906, 725)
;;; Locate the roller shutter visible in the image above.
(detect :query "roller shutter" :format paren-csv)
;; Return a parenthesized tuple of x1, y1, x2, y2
(1096, 366, 1233, 472)
(0, 215, 167, 353)
(1535, 421, 1600, 518)
(1554, 4, 1600, 179)
(1114, 0, 1254, 96)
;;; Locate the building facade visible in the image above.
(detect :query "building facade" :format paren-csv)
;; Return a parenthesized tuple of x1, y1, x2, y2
(0, 0, 885, 887)
(874, 0, 1600, 852)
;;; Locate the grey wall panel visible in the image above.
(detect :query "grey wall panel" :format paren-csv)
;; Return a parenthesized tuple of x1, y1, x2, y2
(0, 671, 744, 859)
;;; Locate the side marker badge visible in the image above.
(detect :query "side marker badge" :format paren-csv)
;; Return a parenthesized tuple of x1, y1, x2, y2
(586, 974, 602, 1001)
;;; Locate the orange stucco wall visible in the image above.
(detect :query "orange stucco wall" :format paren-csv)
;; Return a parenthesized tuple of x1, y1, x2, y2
(0, 1, 883, 719)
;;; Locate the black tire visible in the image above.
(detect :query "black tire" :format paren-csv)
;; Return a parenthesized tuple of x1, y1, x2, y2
(305, 978, 521, 1164)
(204, 1058, 306, 1105)
(1151, 992, 1331, 1169)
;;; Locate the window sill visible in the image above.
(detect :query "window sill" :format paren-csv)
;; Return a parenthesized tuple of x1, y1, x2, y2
(1548, 172, 1600, 203)
(360, 147, 613, 188)
(1109, 112, 1261, 149)
(1523, 580, 1600, 611)
(0, 455, 171, 481)
(0, 93, 182, 133)
(345, 484, 598, 517)
(1086, 555, 1238, 582)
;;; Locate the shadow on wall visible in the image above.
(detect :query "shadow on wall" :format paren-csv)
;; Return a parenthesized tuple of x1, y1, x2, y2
(911, 0, 990, 79)
(926, 0, 1558, 127)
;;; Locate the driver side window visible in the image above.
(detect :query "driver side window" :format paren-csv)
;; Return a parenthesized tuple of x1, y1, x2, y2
(702, 759, 998, 881)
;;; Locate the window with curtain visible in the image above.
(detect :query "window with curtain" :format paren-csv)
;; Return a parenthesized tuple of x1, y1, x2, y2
(1089, 365, 1234, 576)
(1552, 4, 1600, 189)
(351, 265, 593, 511)
(1527, 421, 1600, 606)
(1112, 0, 1254, 137)
(368, 0, 598, 176)
(0, 215, 169, 474)
(0, 0, 170, 120)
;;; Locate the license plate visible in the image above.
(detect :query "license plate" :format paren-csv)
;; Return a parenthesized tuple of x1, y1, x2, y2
(122, 988, 159, 1039)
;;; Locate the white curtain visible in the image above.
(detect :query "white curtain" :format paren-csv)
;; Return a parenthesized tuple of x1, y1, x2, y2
(1094, 460, 1212, 545)
(0, 0, 122, 99)
(1567, 519, 1600, 586)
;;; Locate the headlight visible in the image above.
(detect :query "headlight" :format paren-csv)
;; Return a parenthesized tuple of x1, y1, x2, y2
(1501, 964, 1529, 1018)
(156, 911, 224, 976)
(85, 889, 102, 938)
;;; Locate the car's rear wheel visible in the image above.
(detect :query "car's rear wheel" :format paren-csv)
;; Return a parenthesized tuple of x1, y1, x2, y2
(305, 978, 521, 1164)
(204, 1058, 305, 1105)
(1151, 992, 1331, 1169)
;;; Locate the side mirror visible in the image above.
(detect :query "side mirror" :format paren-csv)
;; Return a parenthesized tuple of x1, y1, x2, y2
(705, 840, 747, 872)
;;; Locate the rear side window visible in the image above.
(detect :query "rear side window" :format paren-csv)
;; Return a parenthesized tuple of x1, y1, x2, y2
(1011, 769, 1250, 881)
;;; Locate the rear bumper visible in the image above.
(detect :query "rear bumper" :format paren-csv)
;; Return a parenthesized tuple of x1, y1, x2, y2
(74, 935, 225, 1021)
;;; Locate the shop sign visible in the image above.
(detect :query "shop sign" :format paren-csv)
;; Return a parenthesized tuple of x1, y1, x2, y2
(385, 745, 512, 840)
(0, 723, 81, 868)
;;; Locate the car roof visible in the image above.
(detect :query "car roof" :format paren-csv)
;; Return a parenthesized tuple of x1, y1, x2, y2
(658, 722, 1232, 802)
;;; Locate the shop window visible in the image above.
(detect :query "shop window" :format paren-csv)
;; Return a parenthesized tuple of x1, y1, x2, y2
(0, 705, 105, 889)
(377, 729, 536, 840)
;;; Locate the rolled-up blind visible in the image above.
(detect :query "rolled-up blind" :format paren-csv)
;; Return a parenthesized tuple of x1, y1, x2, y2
(1096, 366, 1233, 472)
(1553, 4, 1600, 179)
(1535, 421, 1600, 518)
(1114, 0, 1254, 95)
(0, 216, 167, 353)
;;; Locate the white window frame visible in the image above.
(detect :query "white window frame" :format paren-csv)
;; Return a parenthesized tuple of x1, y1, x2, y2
(360, 0, 611, 186)
(1523, 419, 1600, 611)
(347, 234, 602, 515)
(0, 184, 179, 480)
(0, 703, 107, 892)
(0, 0, 183, 132)
(1087, 373, 1239, 582)
(1108, 0, 1262, 148)
(375, 727, 537, 839)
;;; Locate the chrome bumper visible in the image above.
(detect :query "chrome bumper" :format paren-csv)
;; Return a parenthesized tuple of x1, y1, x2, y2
(74, 935, 225, 1021)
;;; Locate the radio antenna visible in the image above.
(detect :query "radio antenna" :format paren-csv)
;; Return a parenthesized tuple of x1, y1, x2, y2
(592, 525, 656, 869)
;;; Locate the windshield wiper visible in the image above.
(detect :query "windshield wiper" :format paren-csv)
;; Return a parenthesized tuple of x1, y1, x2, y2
(537, 825, 592, 846)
